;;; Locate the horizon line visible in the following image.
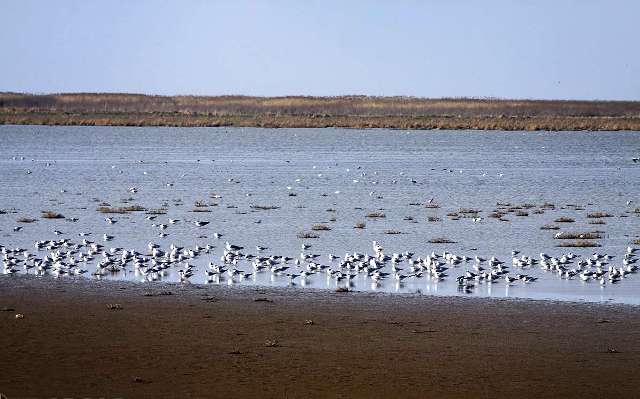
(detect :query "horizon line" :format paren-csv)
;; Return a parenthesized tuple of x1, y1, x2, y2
(2, 91, 639, 103)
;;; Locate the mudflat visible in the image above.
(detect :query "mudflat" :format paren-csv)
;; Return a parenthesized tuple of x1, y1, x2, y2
(1, 275, 639, 399)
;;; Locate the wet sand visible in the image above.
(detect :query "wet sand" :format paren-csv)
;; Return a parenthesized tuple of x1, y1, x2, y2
(1, 275, 639, 399)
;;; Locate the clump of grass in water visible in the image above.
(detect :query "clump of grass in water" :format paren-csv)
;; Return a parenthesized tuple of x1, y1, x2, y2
(633, 239, 640, 245)
(194, 200, 209, 208)
(17, 217, 37, 223)
(515, 211, 529, 217)
(297, 231, 319, 239)
(554, 232, 602, 240)
(191, 208, 212, 213)
(354, 221, 366, 229)
(384, 230, 403, 235)
(541, 224, 560, 230)
(311, 224, 331, 231)
(457, 208, 481, 214)
(41, 210, 64, 219)
(146, 208, 168, 215)
(424, 203, 440, 209)
(588, 220, 606, 225)
(587, 211, 613, 218)
(97, 205, 146, 213)
(428, 236, 456, 244)
(427, 216, 441, 222)
(251, 204, 280, 211)
(557, 240, 601, 248)
(366, 211, 386, 218)
(554, 216, 575, 223)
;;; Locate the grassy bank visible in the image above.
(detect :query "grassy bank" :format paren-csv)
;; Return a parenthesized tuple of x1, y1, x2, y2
(1, 92, 640, 130)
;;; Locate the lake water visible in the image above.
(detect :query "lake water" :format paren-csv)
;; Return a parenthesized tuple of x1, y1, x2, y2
(1, 125, 640, 304)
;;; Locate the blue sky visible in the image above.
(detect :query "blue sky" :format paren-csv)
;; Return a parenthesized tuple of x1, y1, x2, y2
(1, 1, 638, 99)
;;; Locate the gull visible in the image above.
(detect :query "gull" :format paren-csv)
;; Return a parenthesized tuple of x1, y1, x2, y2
(53, 230, 63, 236)
(103, 234, 114, 241)
(105, 217, 116, 224)
(193, 221, 209, 227)
(13, 226, 23, 232)
(168, 219, 179, 224)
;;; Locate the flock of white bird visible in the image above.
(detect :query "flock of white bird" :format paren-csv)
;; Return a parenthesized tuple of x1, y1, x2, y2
(2, 232, 638, 294)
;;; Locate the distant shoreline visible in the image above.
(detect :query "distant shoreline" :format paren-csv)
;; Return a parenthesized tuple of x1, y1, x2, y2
(2, 111, 640, 131)
(2, 92, 640, 131)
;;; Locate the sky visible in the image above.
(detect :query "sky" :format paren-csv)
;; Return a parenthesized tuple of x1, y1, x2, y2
(1, 0, 638, 100)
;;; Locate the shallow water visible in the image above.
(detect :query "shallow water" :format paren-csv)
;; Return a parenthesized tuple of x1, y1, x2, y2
(1, 125, 639, 304)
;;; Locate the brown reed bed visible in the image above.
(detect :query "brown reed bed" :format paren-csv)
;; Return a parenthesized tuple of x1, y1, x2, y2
(556, 240, 601, 248)
(41, 210, 65, 219)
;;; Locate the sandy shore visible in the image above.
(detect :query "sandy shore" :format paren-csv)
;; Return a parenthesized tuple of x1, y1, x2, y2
(1, 275, 639, 398)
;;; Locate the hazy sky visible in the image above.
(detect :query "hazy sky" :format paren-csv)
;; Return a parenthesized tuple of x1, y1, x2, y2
(1, 1, 638, 99)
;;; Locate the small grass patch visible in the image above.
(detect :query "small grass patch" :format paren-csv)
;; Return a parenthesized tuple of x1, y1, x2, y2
(587, 212, 613, 218)
(366, 211, 386, 218)
(97, 205, 146, 213)
(427, 216, 441, 222)
(146, 208, 168, 215)
(354, 221, 366, 229)
(515, 211, 529, 217)
(192, 208, 212, 212)
(424, 203, 440, 209)
(554, 232, 602, 240)
(588, 220, 606, 225)
(311, 224, 331, 231)
(554, 216, 575, 223)
(384, 230, 403, 235)
(41, 210, 64, 219)
(428, 236, 456, 244)
(17, 217, 37, 223)
(557, 240, 601, 248)
(194, 200, 209, 207)
(458, 208, 481, 214)
(297, 231, 319, 239)
(633, 239, 640, 245)
(488, 212, 505, 219)
(540, 224, 560, 230)
(251, 204, 280, 211)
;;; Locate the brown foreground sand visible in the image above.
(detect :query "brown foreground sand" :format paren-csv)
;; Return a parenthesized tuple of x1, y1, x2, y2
(1, 275, 639, 399)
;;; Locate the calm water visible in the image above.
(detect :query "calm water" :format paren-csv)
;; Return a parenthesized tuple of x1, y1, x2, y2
(1, 125, 640, 304)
